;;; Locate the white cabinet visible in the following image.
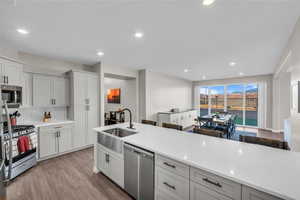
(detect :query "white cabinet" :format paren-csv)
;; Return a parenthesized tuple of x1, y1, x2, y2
(158, 110, 197, 129)
(97, 144, 124, 188)
(242, 186, 283, 200)
(155, 154, 190, 200)
(0, 58, 23, 86)
(69, 71, 99, 148)
(190, 181, 232, 200)
(39, 126, 58, 158)
(33, 74, 69, 107)
(22, 72, 33, 107)
(38, 124, 74, 160)
(58, 125, 73, 153)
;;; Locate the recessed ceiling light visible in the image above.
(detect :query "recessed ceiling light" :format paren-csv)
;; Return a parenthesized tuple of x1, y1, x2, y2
(17, 28, 29, 35)
(97, 51, 104, 57)
(202, 75, 206, 80)
(134, 31, 144, 39)
(239, 72, 244, 76)
(229, 62, 236, 67)
(202, 0, 215, 6)
(184, 69, 189, 73)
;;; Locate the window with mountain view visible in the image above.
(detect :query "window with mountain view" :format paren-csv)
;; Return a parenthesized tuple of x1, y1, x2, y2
(199, 83, 258, 127)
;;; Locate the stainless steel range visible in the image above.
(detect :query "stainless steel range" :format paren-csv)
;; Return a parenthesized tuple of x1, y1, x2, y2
(1, 103, 37, 182)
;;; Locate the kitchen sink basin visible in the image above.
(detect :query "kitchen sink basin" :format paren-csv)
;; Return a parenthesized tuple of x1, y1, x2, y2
(98, 128, 137, 154)
(103, 128, 137, 138)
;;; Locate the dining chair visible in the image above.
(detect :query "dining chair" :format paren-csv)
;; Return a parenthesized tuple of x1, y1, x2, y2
(193, 127, 224, 138)
(141, 120, 157, 126)
(162, 123, 183, 131)
(197, 117, 214, 128)
(239, 135, 289, 150)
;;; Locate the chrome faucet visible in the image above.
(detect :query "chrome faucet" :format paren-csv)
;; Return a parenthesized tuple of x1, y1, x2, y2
(118, 108, 134, 129)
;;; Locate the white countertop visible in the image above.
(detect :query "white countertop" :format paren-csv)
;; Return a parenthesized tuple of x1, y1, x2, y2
(21, 120, 75, 128)
(94, 123, 300, 200)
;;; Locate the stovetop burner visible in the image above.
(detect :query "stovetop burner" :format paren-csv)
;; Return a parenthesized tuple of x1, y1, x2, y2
(3, 125, 35, 138)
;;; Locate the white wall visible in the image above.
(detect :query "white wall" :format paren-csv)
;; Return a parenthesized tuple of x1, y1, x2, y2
(19, 52, 93, 74)
(139, 70, 193, 121)
(273, 16, 300, 130)
(104, 77, 137, 122)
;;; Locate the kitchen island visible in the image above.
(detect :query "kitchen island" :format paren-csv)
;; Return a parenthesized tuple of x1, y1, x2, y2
(94, 123, 300, 200)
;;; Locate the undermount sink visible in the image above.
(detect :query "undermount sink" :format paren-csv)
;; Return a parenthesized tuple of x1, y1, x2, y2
(103, 128, 137, 138)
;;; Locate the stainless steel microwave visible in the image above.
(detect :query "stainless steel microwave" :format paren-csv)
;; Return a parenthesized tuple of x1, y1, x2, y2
(1, 85, 22, 108)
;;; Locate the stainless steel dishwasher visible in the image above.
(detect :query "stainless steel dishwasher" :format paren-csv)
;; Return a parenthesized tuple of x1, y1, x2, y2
(124, 143, 154, 200)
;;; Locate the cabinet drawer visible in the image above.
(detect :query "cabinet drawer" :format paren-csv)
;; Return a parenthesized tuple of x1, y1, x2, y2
(156, 189, 182, 200)
(242, 186, 283, 200)
(156, 154, 189, 178)
(190, 181, 232, 200)
(156, 167, 189, 200)
(190, 167, 241, 200)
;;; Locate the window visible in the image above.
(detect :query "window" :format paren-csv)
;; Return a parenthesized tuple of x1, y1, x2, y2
(210, 86, 225, 114)
(227, 84, 244, 125)
(200, 87, 209, 117)
(199, 83, 258, 127)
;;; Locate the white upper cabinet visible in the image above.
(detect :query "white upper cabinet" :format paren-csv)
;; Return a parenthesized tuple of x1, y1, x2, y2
(52, 77, 69, 107)
(33, 74, 69, 107)
(0, 58, 23, 86)
(33, 75, 52, 107)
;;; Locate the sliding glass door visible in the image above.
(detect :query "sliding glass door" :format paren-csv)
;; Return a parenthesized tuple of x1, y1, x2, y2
(199, 83, 258, 127)
(227, 85, 244, 125)
(200, 87, 209, 117)
(210, 86, 225, 114)
(245, 84, 258, 126)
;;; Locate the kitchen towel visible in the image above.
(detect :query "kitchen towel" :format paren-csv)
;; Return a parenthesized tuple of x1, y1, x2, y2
(17, 136, 30, 154)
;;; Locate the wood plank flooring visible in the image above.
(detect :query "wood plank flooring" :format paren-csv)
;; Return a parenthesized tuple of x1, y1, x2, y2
(7, 148, 133, 200)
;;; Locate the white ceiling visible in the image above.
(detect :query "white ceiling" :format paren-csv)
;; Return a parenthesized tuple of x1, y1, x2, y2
(0, 0, 300, 81)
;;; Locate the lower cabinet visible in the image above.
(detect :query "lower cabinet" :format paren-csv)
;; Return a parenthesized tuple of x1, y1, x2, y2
(242, 186, 283, 200)
(97, 144, 124, 188)
(39, 124, 74, 159)
(190, 181, 232, 200)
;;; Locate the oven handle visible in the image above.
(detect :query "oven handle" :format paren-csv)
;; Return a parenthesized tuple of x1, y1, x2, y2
(3, 101, 13, 181)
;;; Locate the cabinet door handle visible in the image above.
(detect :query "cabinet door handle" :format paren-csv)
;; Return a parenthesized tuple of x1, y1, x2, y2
(54, 99, 56, 105)
(163, 162, 176, 169)
(163, 182, 176, 190)
(6, 76, 8, 84)
(3, 76, 5, 84)
(202, 178, 222, 188)
(105, 154, 110, 163)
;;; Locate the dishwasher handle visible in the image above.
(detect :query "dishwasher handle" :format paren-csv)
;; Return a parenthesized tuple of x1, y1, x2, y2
(124, 143, 154, 158)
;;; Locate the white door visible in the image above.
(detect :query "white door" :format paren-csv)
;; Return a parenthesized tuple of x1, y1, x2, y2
(58, 125, 73, 153)
(87, 104, 98, 145)
(74, 72, 87, 105)
(52, 77, 67, 107)
(2, 62, 23, 86)
(39, 128, 58, 159)
(87, 75, 99, 106)
(97, 146, 110, 176)
(108, 153, 124, 188)
(33, 75, 52, 107)
(22, 73, 33, 107)
(190, 181, 232, 200)
(73, 105, 87, 148)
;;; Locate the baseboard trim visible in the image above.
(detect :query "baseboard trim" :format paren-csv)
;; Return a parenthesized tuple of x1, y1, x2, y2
(38, 144, 94, 162)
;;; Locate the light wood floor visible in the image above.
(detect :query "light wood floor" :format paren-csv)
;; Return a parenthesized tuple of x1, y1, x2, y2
(7, 148, 133, 200)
